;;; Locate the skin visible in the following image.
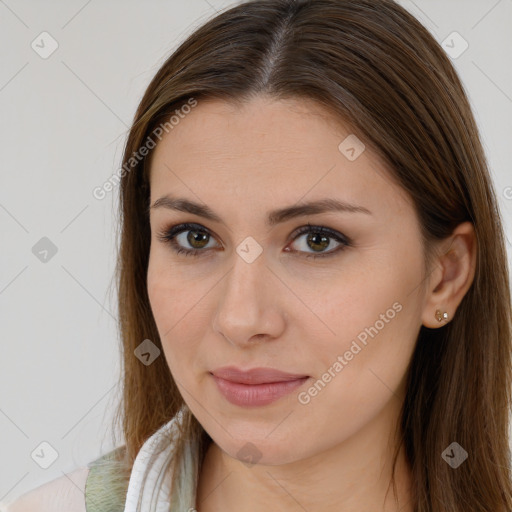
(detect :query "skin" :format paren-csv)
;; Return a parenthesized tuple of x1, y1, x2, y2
(147, 96, 476, 512)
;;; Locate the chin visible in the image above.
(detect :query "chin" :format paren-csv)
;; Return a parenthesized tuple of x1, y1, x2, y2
(215, 432, 307, 467)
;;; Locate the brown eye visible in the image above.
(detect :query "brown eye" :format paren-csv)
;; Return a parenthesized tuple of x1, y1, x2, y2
(186, 230, 210, 249)
(305, 232, 331, 252)
(157, 222, 351, 260)
(287, 224, 351, 259)
(156, 222, 221, 257)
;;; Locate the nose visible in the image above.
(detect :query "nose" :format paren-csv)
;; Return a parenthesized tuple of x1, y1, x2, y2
(212, 251, 286, 348)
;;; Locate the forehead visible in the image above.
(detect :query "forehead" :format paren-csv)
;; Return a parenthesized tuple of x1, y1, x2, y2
(148, 96, 411, 220)
(151, 96, 350, 169)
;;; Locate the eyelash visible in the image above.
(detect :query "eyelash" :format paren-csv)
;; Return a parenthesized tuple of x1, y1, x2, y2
(156, 222, 352, 259)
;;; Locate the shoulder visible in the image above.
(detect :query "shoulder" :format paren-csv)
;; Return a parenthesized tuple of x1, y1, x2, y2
(1, 466, 90, 512)
(2, 446, 129, 512)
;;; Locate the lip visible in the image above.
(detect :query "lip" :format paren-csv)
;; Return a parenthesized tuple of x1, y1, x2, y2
(210, 366, 310, 407)
(211, 366, 309, 384)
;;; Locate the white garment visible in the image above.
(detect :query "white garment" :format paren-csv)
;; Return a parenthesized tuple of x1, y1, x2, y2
(123, 407, 198, 512)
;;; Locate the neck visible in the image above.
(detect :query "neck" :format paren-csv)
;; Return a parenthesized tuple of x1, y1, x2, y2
(195, 400, 413, 512)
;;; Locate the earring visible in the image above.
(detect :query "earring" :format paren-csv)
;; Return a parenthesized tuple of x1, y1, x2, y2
(435, 309, 449, 322)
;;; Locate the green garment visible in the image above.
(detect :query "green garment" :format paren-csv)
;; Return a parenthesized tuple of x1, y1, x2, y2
(84, 446, 129, 512)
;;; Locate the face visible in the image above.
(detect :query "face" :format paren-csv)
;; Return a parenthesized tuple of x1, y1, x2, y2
(147, 96, 428, 466)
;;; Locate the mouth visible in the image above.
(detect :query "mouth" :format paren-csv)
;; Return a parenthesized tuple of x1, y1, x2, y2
(209, 366, 310, 407)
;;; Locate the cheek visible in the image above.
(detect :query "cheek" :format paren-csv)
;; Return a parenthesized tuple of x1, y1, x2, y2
(147, 255, 211, 374)
(308, 295, 413, 393)
(293, 296, 419, 454)
(147, 255, 174, 331)
(300, 253, 422, 398)
(147, 248, 193, 328)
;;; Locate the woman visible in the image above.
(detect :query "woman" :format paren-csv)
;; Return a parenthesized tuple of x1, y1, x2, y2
(4, 0, 511, 510)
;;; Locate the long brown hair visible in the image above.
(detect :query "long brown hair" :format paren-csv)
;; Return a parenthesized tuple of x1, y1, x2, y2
(111, 0, 512, 509)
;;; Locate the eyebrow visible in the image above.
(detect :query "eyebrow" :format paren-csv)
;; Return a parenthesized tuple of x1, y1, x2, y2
(149, 196, 372, 226)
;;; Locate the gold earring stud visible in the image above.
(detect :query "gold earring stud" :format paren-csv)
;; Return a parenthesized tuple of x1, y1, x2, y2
(435, 309, 449, 322)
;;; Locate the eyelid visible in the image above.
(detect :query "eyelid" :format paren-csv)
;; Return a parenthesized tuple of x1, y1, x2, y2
(156, 221, 351, 258)
(156, 222, 222, 252)
(290, 223, 351, 246)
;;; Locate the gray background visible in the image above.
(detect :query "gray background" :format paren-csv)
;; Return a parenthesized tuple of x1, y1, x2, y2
(1, 0, 511, 502)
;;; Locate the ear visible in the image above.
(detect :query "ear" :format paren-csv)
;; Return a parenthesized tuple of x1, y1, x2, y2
(421, 221, 477, 328)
